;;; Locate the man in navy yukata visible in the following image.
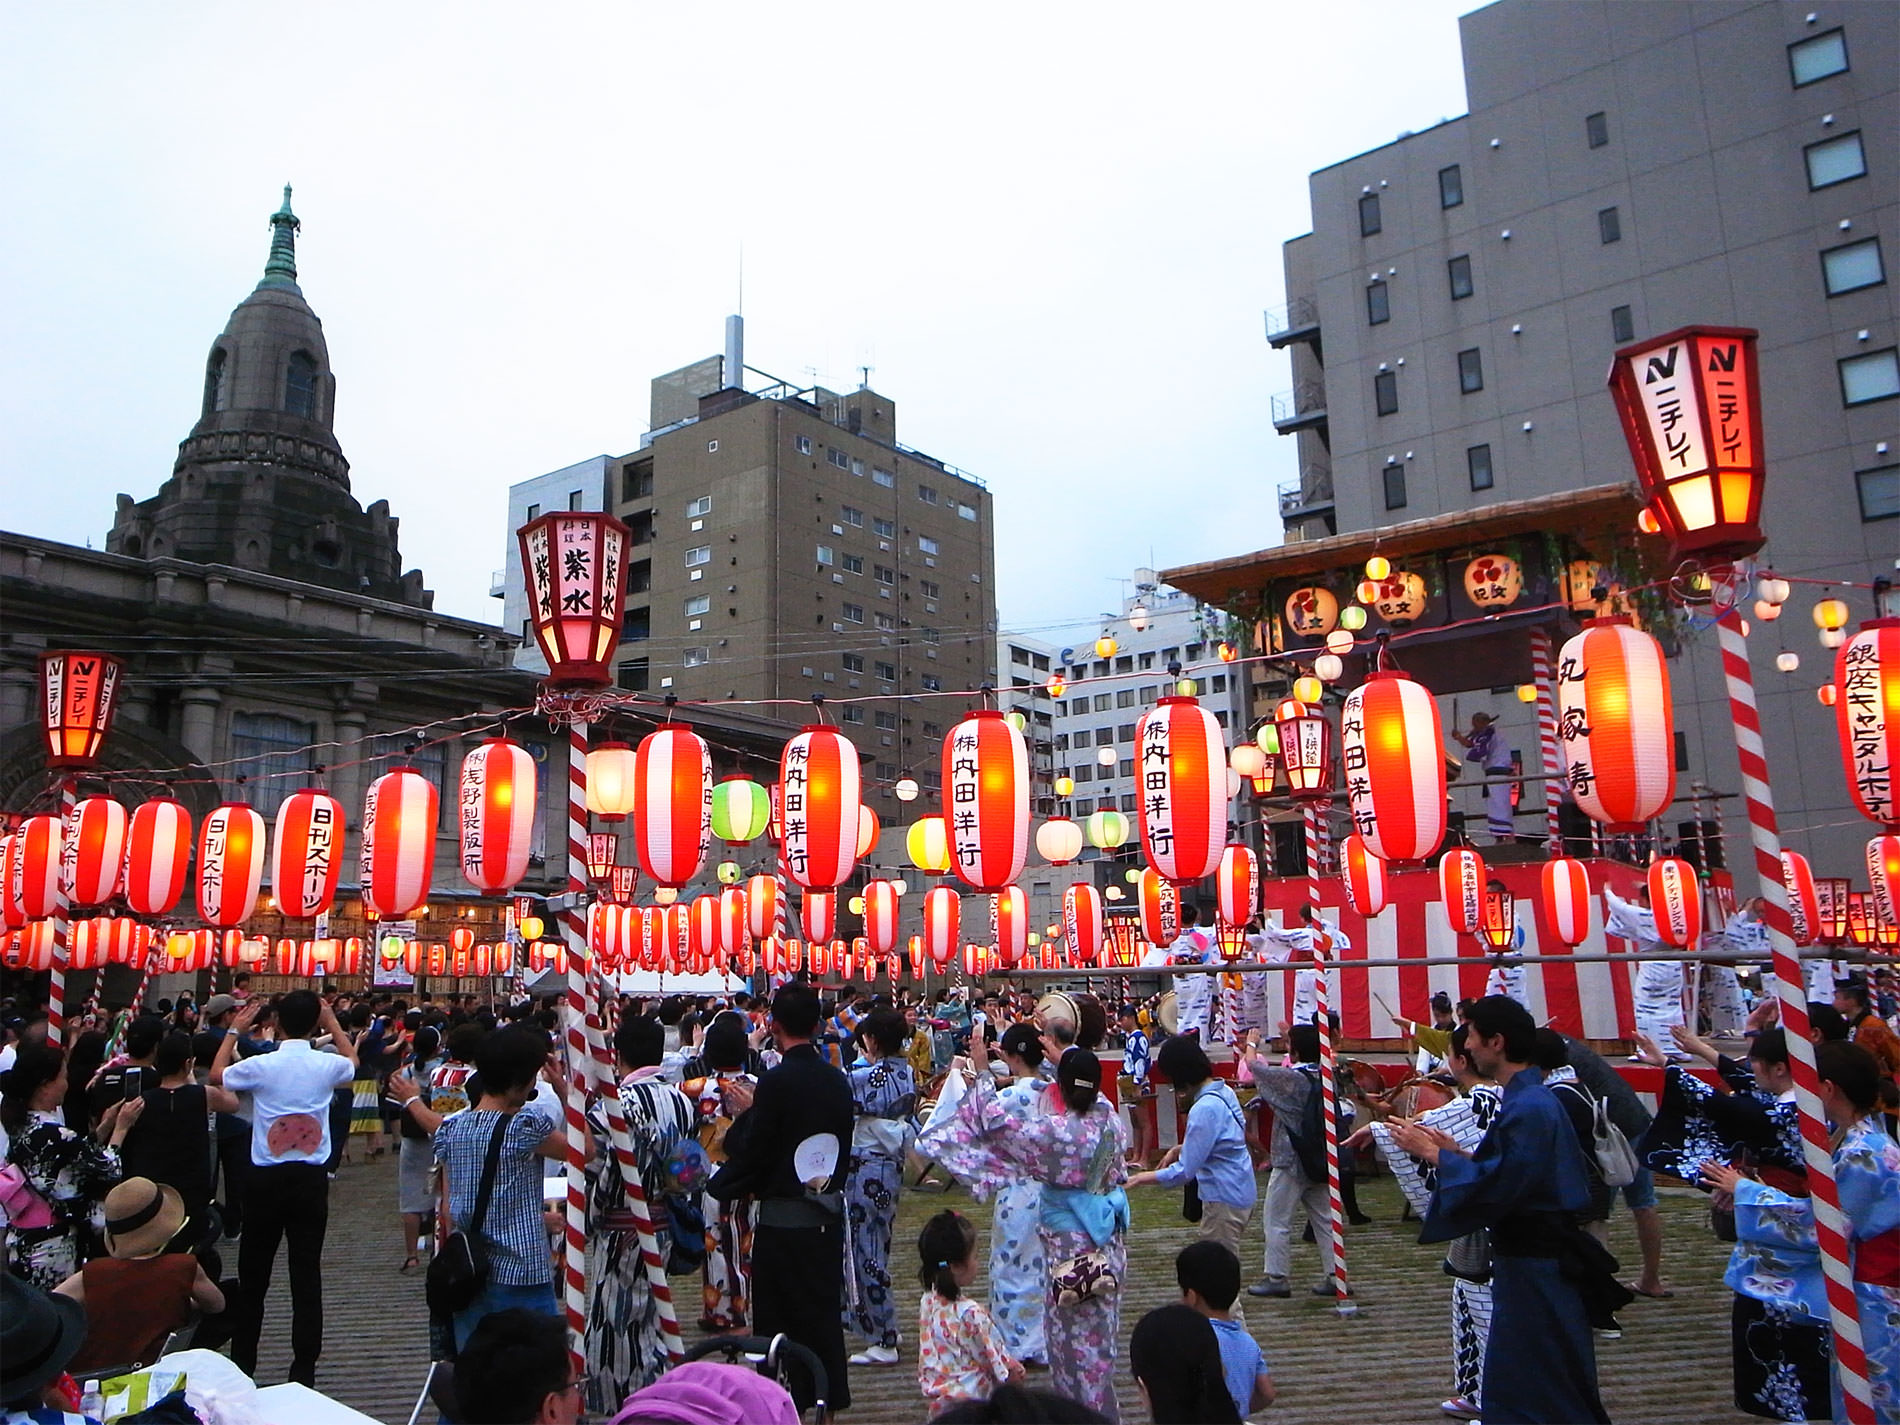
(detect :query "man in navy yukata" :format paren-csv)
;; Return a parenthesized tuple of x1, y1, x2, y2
(1391, 996, 1616, 1424)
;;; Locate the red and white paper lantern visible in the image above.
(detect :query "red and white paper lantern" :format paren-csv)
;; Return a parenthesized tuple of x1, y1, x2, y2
(1134, 697, 1228, 885)
(125, 799, 191, 917)
(1835, 620, 1900, 830)
(689, 894, 720, 960)
(718, 886, 749, 955)
(361, 768, 438, 919)
(459, 738, 536, 894)
(1064, 883, 1104, 966)
(1138, 867, 1178, 948)
(943, 710, 1031, 892)
(1648, 856, 1703, 948)
(272, 789, 345, 919)
(1541, 857, 1594, 947)
(15, 816, 62, 921)
(923, 885, 961, 969)
(634, 727, 712, 888)
(745, 875, 782, 943)
(1438, 847, 1486, 936)
(991, 886, 1029, 969)
(1216, 844, 1258, 929)
(1869, 835, 1900, 933)
(197, 804, 266, 929)
(65, 797, 126, 908)
(1341, 671, 1447, 864)
(1557, 618, 1676, 831)
(801, 890, 837, 945)
(780, 727, 861, 890)
(0, 835, 22, 931)
(1782, 850, 1820, 946)
(863, 880, 901, 956)
(1339, 834, 1389, 918)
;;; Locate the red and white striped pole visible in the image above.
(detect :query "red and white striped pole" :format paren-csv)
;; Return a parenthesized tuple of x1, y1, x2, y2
(1304, 803, 1354, 1313)
(1717, 607, 1872, 1422)
(560, 723, 593, 1372)
(107, 949, 160, 1059)
(1530, 628, 1564, 851)
(46, 781, 78, 1047)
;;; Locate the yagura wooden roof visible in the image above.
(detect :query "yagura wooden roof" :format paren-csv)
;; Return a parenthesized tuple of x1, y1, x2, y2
(1162, 482, 1643, 608)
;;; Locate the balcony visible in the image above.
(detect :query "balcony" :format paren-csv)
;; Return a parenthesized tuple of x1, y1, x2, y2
(1277, 467, 1336, 519)
(1263, 298, 1321, 350)
(489, 569, 507, 599)
(1270, 381, 1329, 436)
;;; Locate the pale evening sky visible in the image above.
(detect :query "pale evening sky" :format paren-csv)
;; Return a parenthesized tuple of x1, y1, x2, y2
(0, 2, 1473, 642)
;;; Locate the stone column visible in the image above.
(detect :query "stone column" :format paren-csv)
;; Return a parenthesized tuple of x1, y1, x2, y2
(178, 687, 223, 764)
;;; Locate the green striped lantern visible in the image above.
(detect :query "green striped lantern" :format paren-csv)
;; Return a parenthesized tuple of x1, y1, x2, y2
(710, 776, 771, 846)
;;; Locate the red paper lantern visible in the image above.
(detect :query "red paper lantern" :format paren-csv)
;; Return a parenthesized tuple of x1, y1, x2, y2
(65, 797, 126, 908)
(1341, 671, 1446, 864)
(1868, 835, 1900, 934)
(781, 727, 861, 890)
(943, 709, 1031, 893)
(4, 922, 56, 972)
(1138, 867, 1178, 948)
(857, 806, 881, 860)
(197, 804, 265, 929)
(718, 886, 748, 955)
(361, 768, 438, 919)
(1556, 618, 1676, 831)
(1836, 620, 1900, 830)
(1274, 698, 1332, 801)
(1438, 847, 1486, 936)
(745, 875, 782, 942)
(1542, 857, 1593, 947)
(0, 835, 22, 931)
(991, 887, 1029, 968)
(517, 510, 634, 687)
(1064, 883, 1103, 966)
(15, 816, 61, 920)
(923, 885, 960, 969)
(125, 799, 192, 917)
(1339, 834, 1389, 918)
(1648, 856, 1703, 948)
(1782, 850, 1820, 946)
(1134, 697, 1228, 885)
(1607, 326, 1765, 560)
(862, 880, 901, 956)
(38, 651, 124, 768)
(962, 942, 990, 978)
(689, 894, 720, 959)
(65, 919, 105, 972)
(906, 934, 924, 980)
(802, 890, 837, 945)
(459, 738, 537, 894)
(1216, 844, 1258, 929)
(634, 727, 712, 888)
(272, 789, 344, 919)
(661, 904, 689, 971)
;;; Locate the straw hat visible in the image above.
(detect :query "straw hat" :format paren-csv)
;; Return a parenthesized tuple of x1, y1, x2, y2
(102, 1176, 188, 1259)
(0, 1274, 87, 1404)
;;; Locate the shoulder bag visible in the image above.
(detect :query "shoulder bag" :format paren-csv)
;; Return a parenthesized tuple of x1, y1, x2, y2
(426, 1113, 510, 1318)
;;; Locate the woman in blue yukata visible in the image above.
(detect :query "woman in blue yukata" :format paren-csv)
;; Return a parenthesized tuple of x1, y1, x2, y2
(843, 1008, 918, 1367)
(987, 1022, 1050, 1368)
(1705, 1038, 1900, 1423)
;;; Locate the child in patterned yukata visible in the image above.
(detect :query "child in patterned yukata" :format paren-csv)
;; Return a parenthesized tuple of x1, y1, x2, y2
(915, 1209, 1022, 1416)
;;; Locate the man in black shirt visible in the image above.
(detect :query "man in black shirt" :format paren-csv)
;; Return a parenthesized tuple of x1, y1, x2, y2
(87, 1015, 166, 1127)
(708, 983, 854, 1415)
(1562, 1031, 1667, 1298)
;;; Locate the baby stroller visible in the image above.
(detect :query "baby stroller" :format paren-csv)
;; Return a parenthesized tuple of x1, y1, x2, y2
(673, 1334, 829, 1424)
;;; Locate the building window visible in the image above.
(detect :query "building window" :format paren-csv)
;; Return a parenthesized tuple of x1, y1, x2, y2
(1374, 370, 1398, 416)
(842, 553, 864, 574)
(565, 489, 582, 511)
(1438, 164, 1463, 208)
(682, 646, 710, 668)
(1467, 443, 1494, 491)
(851, 459, 864, 476)
(1447, 254, 1473, 300)
(684, 545, 710, 567)
(1611, 305, 1635, 343)
(1823, 238, 1886, 295)
(873, 515, 895, 537)
(815, 545, 834, 566)
(621, 463, 652, 501)
(617, 659, 649, 693)
(842, 602, 865, 622)
(918, 485, 939, 505)
(684, 495, 711, 520)
(1599, 207, 1622, 244)
(842, 706, 864, 724)
(525, 503, 540, 521)
(1857, 465, 1899, 521)
(1091, 694, 1112, 715)
(1383, 463, 1408, 511)
(1789, 28, 1848, 87)
(828, 448, 850, 469)
(284, 351, 318, 419)
(1458, 348, 1485, 393)
(1359, 192, 1381, 236)
(842, 653, 865, 673)
(795, 434, 812, 455)
(1806, 132, 1866, 190)
(875, 660, 896, 680)
(1585, 111, 1609, 149)
(841, 505, 864, 526)
(874, 564, 895, 585)
(684, 595, 710, 617)
(1841, 349, 1900, 406)
(922, 627, 940, 645)
(229, 713, 314, 817)
(202, 347, 228, 416)
(918, 536, 939, 555)
(958, 503, 978, 521)
(1366, 280, 1390, 325)
(1115, 688, 1135, 709)
(919, 578, 939, 597)
(1117, 723, 1137, 743)
(920, 675, 941, 692)
(874, 710, 898, 730)
(872, 468, 895, 488)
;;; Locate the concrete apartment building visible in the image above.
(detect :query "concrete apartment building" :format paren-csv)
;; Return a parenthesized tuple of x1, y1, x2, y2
(1264, 0, 1896, 875)
(500, 323, 998, 816)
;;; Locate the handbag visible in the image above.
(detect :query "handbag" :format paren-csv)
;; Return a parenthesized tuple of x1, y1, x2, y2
(1589, 1094, 1641, 1189)
(1049, 1245, 1120, 1307)
(0, 1162, 55, 1230)
(1181, 1179, 1203, 1223)
(426, 1114, 510, 1318)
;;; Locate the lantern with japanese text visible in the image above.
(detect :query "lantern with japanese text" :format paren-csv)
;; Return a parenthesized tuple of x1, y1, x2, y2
(633, 727, 711, 888)
(1542, 857, 1593, 947)
(1869, 835, 1900, 934)
(1370, 571, 1429, 628)
(1648, 857, 1703, 948)
(1284, 586, 1339, 638)
(1782, 850, 1821, 945)
(1835, 620, 1900, 830)
(801, 890, 836, 945)
(1339, 834, 1389, 918)
(1134, 698, 1228, 886)
(1138, 868, 1178, 948)
(689, 894, 720, 960)
(517, 510, 633, 686)
(14, 816, 61, 920)
(3, 922, 56, 972)
(1274, 698, 1332, 801)
(1462, 553, 1522, 609)
(1608, 326, 1765, 560)
(459, 738, 536, 894)
(923, 885, 960, 969)
(1341, 672, 1446, 864)
(124, 799, 191, 917)
(65, 796, 126, 908)
(781, 727, 861, 890)
(942, 710, 1031, 893)
(1438, 847, 1486, 936)
(1556, 617, 1676, 831)
(991, 887, 1029, 969)
(710, 777, 771, 845)
(661, 904, 689, 971)
(863, 879, 901, 956)
(1036, 818, 1083, 867)
(1479, 884, 1516, 953)
(1216, 844, 1258, 929)
(1083, 809, 1128, 850)
(272, 789, 344, 919)
(745, 875, 782, 942)
(38, 651, 123, 768)
(1064, 883, 1103, 966)
(197, 804, 265, 929)
(908, 815, 951, 875)
(361, 768, 438, 918)
(0, 835, 23, 931)
(609, 864, 639, 904)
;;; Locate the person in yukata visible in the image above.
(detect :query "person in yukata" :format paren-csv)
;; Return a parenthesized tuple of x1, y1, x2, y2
(1390, 996, 1614, 1425)
(985, 1023, 1049, 1368)
(1165, 904, 1217, 1041)
(842, 1009, 917, 1367)
(1453, 712, 1517, 843)
(1257, 905, 1349, 1028)
(1603, 883, 1688, 1060)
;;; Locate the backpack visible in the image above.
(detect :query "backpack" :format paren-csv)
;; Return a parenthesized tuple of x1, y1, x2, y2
(1554, 1080, 1639, 1188)
(1285, 1068, 1330, 1184)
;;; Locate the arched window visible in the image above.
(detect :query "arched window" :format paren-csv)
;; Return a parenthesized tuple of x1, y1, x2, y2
(285, 351, 318, 419)
(202, 347, 228, 416)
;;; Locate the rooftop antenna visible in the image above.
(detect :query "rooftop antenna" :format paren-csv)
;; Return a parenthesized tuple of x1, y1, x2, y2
(858, 364, 873, 390)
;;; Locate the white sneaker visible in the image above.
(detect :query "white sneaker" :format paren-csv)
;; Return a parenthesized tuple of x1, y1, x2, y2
(849, 1345, 900, 1366)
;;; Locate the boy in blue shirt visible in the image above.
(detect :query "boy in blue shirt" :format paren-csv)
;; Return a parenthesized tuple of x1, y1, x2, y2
(1177, 1240, 1275, 1417)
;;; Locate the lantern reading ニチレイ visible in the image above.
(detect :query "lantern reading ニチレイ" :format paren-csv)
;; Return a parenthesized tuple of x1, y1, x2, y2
(517, 510, 633, 687)
(39, 651, 123, 768)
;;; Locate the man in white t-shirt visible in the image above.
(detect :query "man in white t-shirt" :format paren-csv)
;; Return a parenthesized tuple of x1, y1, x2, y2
(212, 990, 357, 1386)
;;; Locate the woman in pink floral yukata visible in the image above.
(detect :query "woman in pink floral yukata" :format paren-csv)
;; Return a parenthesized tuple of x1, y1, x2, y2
(919, 1047, 1129, 1421)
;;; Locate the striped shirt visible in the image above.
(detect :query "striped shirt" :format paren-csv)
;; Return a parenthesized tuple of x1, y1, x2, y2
(433, 1106, 556, 1286)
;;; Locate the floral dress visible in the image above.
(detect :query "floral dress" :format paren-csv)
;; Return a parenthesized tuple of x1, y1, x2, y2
(687, 1069, 756, 1331)
(920, 1074, 1129, 1422)
(1730, 1116, 1900, 1422)
(844, 1056, 917, 1351)
(918, 1290, 1014, 1416)
(988, 1075, 1047, 1364)
(4, 1111, 121, 1290)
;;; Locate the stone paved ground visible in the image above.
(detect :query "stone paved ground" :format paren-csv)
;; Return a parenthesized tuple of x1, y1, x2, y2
(255, 1157, 1759, 1423)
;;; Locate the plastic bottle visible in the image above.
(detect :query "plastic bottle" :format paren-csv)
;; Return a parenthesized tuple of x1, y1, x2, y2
(80, 1380, 104, 1421)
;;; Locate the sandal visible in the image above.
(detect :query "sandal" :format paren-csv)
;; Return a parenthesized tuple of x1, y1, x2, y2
(400, 1255, 420, 1275)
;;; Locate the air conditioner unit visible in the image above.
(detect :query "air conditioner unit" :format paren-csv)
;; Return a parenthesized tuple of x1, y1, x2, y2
(833, 573, 844, 584)
(833, 623, 845, 633)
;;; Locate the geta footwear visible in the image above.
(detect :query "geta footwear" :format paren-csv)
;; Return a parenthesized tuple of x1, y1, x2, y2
(1246, 1276, 1291, 1299)
(849, 1345, 900, 1366)
(1440, 1397, 1480, 1420)
(399, 1255, 420, 1274)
